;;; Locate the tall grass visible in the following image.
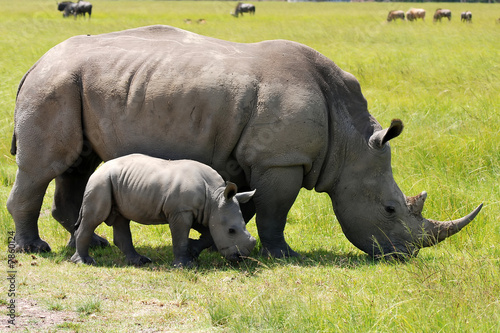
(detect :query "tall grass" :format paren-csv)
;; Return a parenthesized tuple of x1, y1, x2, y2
(0, 1, 499, 331)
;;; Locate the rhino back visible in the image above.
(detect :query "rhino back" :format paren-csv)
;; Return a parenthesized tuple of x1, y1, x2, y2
(20, 25, 375, 190)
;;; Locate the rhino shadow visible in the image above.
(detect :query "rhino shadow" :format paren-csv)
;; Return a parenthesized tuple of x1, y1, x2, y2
(50, 244, 376, 271)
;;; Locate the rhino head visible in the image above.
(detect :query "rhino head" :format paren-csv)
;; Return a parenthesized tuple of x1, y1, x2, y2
(208, 182, 257, 261)
(330, 119, 482, 259)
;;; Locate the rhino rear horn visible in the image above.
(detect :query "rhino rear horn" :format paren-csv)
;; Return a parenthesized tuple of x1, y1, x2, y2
(224, 182, 238, 200)
(369, 119, 404, 148)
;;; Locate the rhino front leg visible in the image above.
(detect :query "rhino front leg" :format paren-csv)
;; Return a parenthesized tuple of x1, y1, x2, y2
(111, 216, 152, 266)
(169, 212, 196, 268)
(7, 170, 52, 253)
(189, 224, 216, 258)
(52, 151, 109, 248)
(251, 166, 303, 258)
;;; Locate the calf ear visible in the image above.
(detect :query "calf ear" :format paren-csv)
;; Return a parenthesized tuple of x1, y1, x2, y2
(224, 182, 238, 200)
(235, 189, 256, 204)
(369, 119, 404, 148)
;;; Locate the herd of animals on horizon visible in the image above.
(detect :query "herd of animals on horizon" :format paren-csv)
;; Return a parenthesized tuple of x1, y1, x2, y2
(388, 8, 475, 23)
(56, 1, 500, 25)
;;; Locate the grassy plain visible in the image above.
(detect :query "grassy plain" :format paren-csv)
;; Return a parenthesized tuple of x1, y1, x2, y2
(0, 0, 499, 331)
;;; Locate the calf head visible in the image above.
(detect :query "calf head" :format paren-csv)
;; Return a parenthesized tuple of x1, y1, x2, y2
(208, 182, 256, 261)
(330, 119, 482, 259)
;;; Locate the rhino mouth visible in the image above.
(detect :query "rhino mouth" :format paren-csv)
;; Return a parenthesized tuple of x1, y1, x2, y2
(371, 240, 420, 261)
(219, 244, 254, 262)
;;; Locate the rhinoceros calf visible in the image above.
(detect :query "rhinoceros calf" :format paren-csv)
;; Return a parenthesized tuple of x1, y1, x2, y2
(9, 25, 482, 260)
(70, 154, 256, 267)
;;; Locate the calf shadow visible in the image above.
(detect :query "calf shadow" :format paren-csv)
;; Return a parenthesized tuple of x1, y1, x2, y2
(51, 244, 375, 272)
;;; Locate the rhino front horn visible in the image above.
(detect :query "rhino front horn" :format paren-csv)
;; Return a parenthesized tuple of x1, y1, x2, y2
(422, 203, 483, 247)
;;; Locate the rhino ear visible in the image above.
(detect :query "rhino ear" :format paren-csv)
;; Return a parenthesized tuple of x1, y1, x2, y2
(235, 189, 256, 204)
(224, 182, 238, 201)
(369, 119, 404, 148)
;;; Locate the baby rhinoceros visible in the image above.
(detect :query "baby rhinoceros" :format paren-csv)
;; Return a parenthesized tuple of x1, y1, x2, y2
(70, 154, 256, 267)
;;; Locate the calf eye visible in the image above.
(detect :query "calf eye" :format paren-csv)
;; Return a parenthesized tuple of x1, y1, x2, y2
(228, 228, 236, 235)
(385, 206, 396, 214)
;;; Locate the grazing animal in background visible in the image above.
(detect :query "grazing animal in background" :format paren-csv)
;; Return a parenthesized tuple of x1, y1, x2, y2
(57, 1, 76, 18)
(406, 8, 426, 22)
(197, 19, 207, 24)
(232, 3, 255, 17)
(8, 25, 482, 259)
(70, 154, 256, 267)
(387, 10, 405, 22)
(57, 1, 73, 13)
(461, 11, 472, 23)
(434, 9, 452, 23)
(73, 1, 92, 19)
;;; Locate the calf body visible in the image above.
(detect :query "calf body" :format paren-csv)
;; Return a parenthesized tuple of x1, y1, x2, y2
(70, 154, 256, 266)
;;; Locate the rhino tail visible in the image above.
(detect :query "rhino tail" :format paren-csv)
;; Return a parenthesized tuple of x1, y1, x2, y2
(10, 132, 16, 155)
(10, 64, 38, 157)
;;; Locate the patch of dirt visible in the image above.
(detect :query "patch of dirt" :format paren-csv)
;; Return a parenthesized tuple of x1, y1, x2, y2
(2, 298, 80, 332)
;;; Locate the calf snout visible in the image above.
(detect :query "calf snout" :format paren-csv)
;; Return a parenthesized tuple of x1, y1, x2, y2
(220, 236, 256, 261)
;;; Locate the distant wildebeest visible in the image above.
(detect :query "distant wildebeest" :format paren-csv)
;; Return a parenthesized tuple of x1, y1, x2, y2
(232, 3, 255, 17)
(461, 11, 472, 23)
(57, 1, 72, 12)
(57, 1, 76, 18)
(434, 9, 452, 23)
(73, 1, 92, 19)
(387, 10, 405, 22)
(406, 8, 426, 22)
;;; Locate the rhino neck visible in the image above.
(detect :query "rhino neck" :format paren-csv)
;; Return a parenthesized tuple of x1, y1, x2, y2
(315, 116, 379, 194)
(312, 68, 381, 194)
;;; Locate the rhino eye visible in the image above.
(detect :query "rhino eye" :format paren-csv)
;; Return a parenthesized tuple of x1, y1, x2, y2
(228, 228, 236, 235)
(385, 206, 396, 214)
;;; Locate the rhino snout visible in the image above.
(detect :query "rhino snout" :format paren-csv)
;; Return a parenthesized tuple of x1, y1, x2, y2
(219, 237, 256, 262)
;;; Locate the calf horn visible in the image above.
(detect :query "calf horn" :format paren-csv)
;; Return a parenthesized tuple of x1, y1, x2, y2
(422, 204, 483, 247)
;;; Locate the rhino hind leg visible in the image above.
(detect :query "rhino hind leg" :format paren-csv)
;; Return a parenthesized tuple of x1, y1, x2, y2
(7, 170, 53, 253)
(9, 82, 86, 252)
(251, 166, 303, 258)
(51, 150, 109, 248)
(112, 217, 152, 266)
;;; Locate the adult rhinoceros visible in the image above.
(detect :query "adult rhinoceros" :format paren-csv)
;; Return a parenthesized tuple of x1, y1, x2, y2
(7, 25, 482, 259)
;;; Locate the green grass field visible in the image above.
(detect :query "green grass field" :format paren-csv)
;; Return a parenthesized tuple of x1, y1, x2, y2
(1, 1, 499, 331)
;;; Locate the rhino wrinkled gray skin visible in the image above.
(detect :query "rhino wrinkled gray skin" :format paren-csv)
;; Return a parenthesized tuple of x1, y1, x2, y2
(70, 154, 256, 267)
(8, 25, 482, 259)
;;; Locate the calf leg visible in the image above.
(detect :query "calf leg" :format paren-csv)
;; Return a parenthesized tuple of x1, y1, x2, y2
(188, 224, 215, 258)
(51, 151, 108, 248)
(250, 166, 303, 258)
(169, 212, 195, 268)
(70, 179, 113, 265)
(70, 215, 101, 265)
(111, 216, 152, 266)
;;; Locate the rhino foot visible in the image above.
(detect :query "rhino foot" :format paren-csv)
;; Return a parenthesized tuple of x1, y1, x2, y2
(172, 257, 196, 269)
(67, 233, 109, 248)
(14, 238, 51, 253)
(127, 255, 152, 266)
(260, 245, 300, 258)
(70, 252, 96, 265)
